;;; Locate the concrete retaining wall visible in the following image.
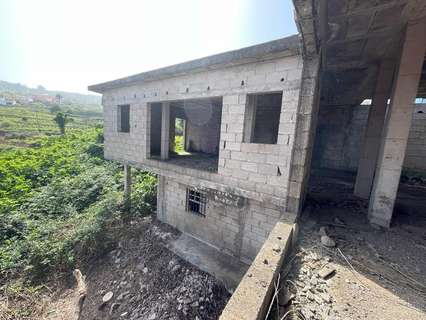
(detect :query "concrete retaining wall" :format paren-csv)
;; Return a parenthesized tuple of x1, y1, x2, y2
(219, 221, 295, 320)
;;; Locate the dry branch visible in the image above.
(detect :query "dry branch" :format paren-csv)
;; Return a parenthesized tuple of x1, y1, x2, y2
(73, 269, 87, 320)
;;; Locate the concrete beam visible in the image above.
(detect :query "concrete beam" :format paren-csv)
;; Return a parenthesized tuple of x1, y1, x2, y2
(368, 19, 426, 227)
(161, 102, 170, 160)
(354, 61, 394, 198)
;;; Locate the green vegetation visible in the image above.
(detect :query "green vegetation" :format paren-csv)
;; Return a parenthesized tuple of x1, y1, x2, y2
(0, 87, 157, 318)
(174, 135, 185, 154)
(53, 112, 73, 134)
(0, 128, 156, 279)
(0, 105, 102, 138)
(173, 119, 188, 155)
(0, 126, 156, 318)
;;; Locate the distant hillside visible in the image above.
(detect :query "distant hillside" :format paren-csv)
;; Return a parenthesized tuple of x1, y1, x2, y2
(0, 80, 101, 105)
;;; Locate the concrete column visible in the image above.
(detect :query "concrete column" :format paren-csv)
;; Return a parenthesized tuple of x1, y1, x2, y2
(157, 175, 166, 221)
(354, 62, 394, 198)
(183, 119, 188, 151)
(124, 164, 131, 209)
(145, 104, 151, 159)
(243, 95, 257, 142)
(169, 113, 175, 152)
(368, 19, 426, 227)
(161, 102, 170, 160)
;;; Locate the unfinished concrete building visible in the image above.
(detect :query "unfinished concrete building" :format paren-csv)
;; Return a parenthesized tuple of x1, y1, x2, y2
(90, 2, 426, 314)
(89, 0, 425, 260)
(89, 36, 319, 263)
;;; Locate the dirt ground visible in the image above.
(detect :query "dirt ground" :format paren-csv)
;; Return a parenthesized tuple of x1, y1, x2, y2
(271, 172, 426, 320)
(43, 217, 230, 320)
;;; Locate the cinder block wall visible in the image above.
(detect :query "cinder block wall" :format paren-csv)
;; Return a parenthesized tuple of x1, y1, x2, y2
(101, 53, 321, 262)
(102, 54, 306, 204)
(185, 103, 222, 154)
(404, 104, 426, 171)
(159, 176, 283, 263)
(312, 104, 426, 172)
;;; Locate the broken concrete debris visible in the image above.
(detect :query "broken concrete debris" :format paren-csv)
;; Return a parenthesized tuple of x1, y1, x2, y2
(80, 220, 229, 320)
(318, 266, 336, 280)
(321, 235, 336, 248)
(102, 291, 113, 303)
(284, 250, 338, 320)
(319, 226, 328, 236)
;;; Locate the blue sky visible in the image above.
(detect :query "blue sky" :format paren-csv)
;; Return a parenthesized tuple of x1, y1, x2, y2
(0, 0, 297, 93)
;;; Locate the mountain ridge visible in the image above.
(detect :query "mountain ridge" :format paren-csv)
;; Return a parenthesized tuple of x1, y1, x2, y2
(0, 80, 101, 105)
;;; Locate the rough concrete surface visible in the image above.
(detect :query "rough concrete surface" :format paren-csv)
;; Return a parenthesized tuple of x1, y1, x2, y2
(170, 233, 248, 291)
(220, 221, 294, 320)
(270, 172, 426, 320)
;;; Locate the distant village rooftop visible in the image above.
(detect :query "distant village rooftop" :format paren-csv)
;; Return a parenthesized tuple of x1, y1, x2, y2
(88, 35, 300, 93)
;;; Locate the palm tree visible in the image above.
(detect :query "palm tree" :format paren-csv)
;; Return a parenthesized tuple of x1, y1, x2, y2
(53, 112, 71, 135)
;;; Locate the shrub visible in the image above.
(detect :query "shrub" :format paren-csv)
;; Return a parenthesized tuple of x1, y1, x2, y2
(0, 128, 157, 282)
(0, 120, 12, 128)
(130, 171, 157, 216)
(86, 143, 104, 158)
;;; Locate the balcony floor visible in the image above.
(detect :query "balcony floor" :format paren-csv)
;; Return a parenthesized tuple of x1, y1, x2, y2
(152, 152, 219, 173)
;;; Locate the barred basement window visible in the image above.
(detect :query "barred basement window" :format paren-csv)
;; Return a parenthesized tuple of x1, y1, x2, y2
(186, 188, 206, 216)
(118, 104, 130, 133)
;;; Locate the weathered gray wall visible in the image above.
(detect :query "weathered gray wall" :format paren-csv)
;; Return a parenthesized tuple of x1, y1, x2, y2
(405, 104, 426, 171)
(312, 104, 426, 172)
(102, 54, 306, 208)
(185, 103, 222, 154)
(158, 176, 284, 264)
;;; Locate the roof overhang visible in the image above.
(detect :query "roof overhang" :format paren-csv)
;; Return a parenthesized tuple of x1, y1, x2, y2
(294, 0, 426, 104)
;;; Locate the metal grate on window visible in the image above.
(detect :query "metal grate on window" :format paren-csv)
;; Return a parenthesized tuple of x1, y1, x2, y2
(186, 188, 206, 216)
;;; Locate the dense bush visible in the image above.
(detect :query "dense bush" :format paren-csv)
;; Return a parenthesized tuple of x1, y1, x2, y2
(0, 128, 156, 280)
(0, 130, 99, 214)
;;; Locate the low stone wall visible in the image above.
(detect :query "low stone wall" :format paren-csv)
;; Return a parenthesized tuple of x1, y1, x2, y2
(219, 221, 295, 320)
